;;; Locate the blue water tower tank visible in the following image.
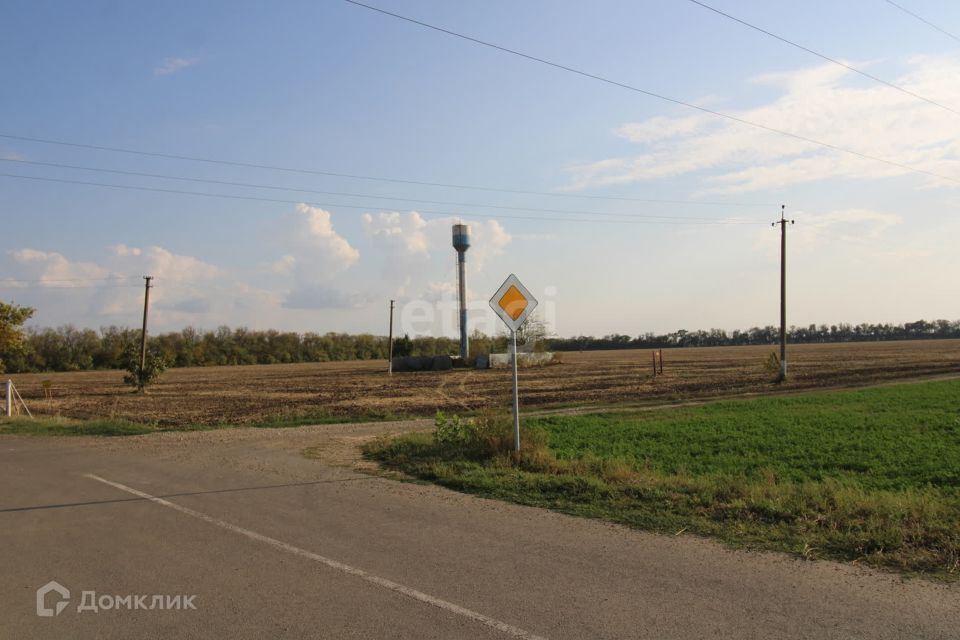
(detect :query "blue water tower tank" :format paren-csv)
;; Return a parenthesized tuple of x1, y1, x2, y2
(452, 224, 470, 252)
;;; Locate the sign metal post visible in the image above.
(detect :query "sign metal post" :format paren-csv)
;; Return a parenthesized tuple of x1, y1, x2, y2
(489, 274, 538, 452)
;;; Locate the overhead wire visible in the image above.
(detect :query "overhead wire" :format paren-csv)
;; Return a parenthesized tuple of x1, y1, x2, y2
(342, 0, 960, 187)
(0, 172, 769, 225)
(0, 276, 144, 290)
(883, 0, 960, 43)
(0, 276, 140, 283)
(0, 283, 142, 290)
(0, 157, 761, 221)
(686, 0, 960, 116)
(0, 133, 777, 207)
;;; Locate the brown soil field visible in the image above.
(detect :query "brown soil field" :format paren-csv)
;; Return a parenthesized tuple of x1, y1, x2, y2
(6, 340, 960, 427)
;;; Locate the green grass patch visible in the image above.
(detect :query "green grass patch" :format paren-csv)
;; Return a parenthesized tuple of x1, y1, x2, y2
(0, 417, 158, 437)
(534, 381, 960, 491)
(249, 409, 415, 429)
(0, 408, 418, 437)
(364, 380, 960, 580)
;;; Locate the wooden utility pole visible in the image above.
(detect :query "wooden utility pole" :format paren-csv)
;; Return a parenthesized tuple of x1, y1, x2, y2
(387, 299, 395, 375)
(773, 206, 794, 382)
(140, 276, 153, 375)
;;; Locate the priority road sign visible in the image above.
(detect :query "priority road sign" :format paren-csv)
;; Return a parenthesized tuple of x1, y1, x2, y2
(488, 274, 538, 453)
(489, 274, 538, 333)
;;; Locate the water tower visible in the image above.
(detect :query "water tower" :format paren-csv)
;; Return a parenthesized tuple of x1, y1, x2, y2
(452, 223, 470, 360)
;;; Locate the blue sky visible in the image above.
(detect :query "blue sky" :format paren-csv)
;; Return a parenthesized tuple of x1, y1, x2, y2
(2, 0, 959, 337)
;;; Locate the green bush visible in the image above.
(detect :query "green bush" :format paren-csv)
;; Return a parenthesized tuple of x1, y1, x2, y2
(123, 344, 169, 392)
(433, 410, 548, 462)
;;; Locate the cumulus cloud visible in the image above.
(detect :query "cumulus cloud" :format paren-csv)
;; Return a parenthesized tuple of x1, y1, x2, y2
(112, 244, 141, 257)
(362, 211, 431, 259)
(566, 56, 960, 194)
(284, 204, 359, 272)
(1, 244, 238, 328)
(470, 219, 512, 268)
(154, 56, 199, 76)
(274, 204, 362, 310)
(111, 244, 221, 281)
(361, 211, 512, 302)
(362, 211, 511, 269)
(269, 255, 296, 275)
(7, 248, 110, 287)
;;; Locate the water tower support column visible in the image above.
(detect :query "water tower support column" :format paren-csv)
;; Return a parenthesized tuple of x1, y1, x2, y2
(452, 224, 471, 361)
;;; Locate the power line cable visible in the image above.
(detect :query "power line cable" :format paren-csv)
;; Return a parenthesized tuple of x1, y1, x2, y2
(687, 0, 960, 116)
(0, 283, 142, 290)
(0, 132, 777, 207)
(0, 172, 767, 225)
(883, 0, 960, 43)
(0, 276, 139, 283)
(342, 0, 960, 186)
(0, 157, 756, 221)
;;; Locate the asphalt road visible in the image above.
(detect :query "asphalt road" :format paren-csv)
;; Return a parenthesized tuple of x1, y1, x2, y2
(1, 425, 957, 639)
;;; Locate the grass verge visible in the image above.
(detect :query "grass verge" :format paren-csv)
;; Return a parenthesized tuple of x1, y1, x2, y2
(0, 408, 419, 437)
(363, 380, 960, 580)
(249, 409, 415, 429)
(0, 417, 158, 437)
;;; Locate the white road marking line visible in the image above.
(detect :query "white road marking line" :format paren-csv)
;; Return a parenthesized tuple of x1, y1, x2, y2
(84, 473, 547, 640)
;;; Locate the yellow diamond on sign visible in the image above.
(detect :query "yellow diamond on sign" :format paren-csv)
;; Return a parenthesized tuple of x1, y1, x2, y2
(490, 274, 538, 332)
(498, 285, 528, 321)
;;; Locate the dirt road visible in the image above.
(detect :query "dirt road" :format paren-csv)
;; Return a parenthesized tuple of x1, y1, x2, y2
(1, 423, 956, 639)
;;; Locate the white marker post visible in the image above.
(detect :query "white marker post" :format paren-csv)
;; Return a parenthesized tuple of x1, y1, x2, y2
(489, 274, 538, 452)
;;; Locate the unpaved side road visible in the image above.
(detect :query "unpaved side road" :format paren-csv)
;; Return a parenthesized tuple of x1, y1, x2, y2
(0, 422, 957, 640)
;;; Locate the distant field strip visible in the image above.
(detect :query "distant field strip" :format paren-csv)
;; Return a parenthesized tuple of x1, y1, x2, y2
(6, 340, 960, 426)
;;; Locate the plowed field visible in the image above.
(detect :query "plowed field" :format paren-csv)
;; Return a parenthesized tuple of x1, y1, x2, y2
(7, 340, 960, 426)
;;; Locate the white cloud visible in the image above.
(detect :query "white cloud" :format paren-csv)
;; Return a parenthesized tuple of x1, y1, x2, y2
(154, 56, 199, 76)
(362, 211, 431, 258)
(8, 248, 110, 287)
(361, 211, 512, 303)
(566, 56, 960, 194)
(615, 114, 712, 144)
(274, 204, 361, 310)
(110, 245, 221, 282)
(112, 244, 141, 257)
(1, 245, 239, 328)
(470, 219, 511, 268)
(268, 255, 296, 275)
(362, 211, 511, 269)
(286, 204, 359, 272)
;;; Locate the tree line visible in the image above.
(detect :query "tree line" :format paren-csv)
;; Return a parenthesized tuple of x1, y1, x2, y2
(2, 318, 958, 373)
(546, 319, 960, 351)
(4, 325, 459, 372)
